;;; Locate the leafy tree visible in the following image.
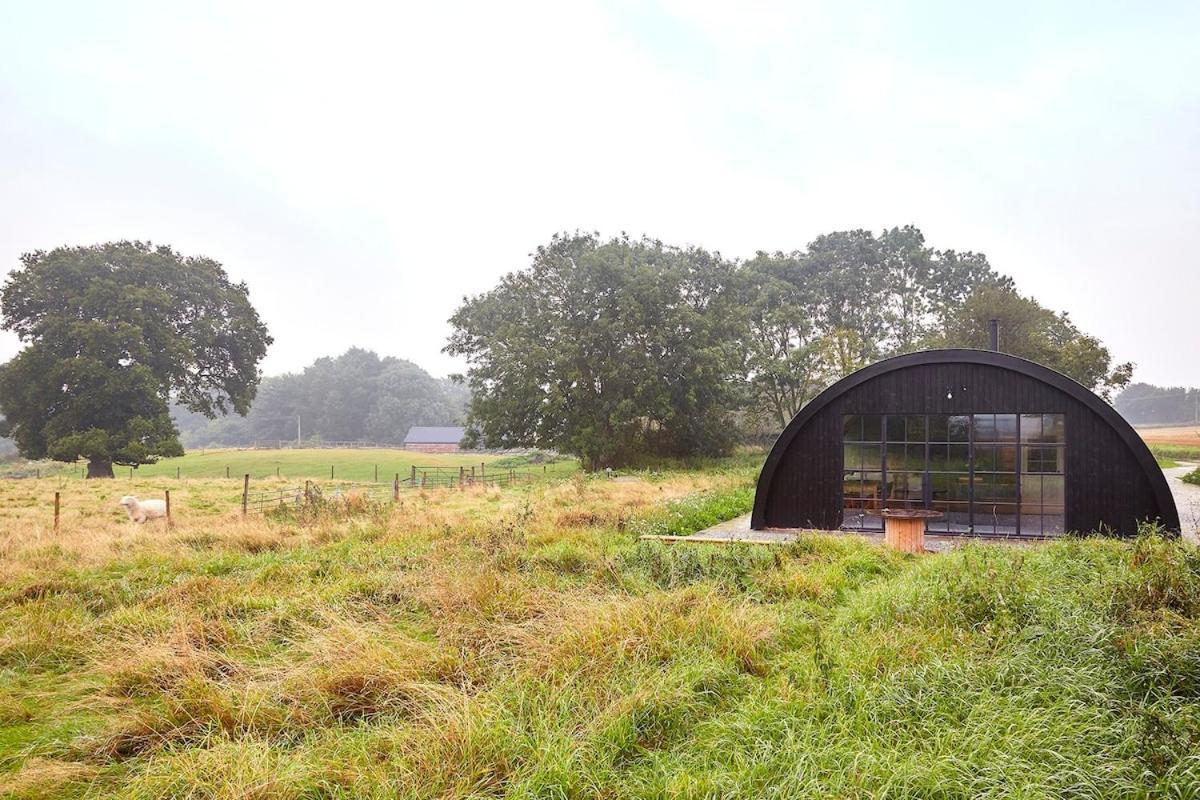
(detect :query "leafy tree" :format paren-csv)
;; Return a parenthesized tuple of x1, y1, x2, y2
(447, 233, 745, 469)
(0, 241, 271, 477)
(930, 284, 1133, 399)
(743, 226, 1006, 427)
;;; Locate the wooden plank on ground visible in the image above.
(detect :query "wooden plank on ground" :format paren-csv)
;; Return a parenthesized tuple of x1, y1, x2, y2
(638, 534, 791, 546)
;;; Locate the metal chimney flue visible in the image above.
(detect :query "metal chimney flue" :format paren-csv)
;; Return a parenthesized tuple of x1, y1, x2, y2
(987, 319, 1001, 352)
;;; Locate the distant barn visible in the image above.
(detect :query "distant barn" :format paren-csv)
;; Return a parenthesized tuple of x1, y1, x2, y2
(403, 426, 466, 453)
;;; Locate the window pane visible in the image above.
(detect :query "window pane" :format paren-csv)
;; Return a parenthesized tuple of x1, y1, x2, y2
(995, 414, 1018, 442)
(843, 415, 862, 441)
(1042, 475, 1064, 506)
(949, 415, 970, 442)
(945, 505, 971, 533)
(862, 415, 882, 442)
(906, 415, 926, 442)
(887, 471, 924, 502)
(948, 444, 970, 472)
(844, 443, 861, 470)
(1020, 474, 1043, 515)
(1020, 514, 1044, 536)
(932, 472, 970, 502)
(1043, 414, 1065, 444)
(995, 445, 1017, 473)
(928, 414, 949, 442)
(1020, 414, 1043, 442)
(973, 414, 997, 442)
(847, 443, 882, 471)
(928, 443, 948, 470)
(974, 444, 996, 473)
(885, 415, 904, 442)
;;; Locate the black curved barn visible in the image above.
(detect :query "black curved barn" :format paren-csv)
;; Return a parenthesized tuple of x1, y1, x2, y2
(752, 349, 1179, 537)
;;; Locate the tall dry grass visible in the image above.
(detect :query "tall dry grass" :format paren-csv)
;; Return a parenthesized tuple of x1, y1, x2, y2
(2, 465, 1199, 798)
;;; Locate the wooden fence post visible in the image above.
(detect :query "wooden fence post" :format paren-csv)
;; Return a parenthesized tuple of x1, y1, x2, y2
(459, 466, 465, 490)
(410, 465, 416, 483)
(420, 471, 426, 488)
(54, 491, 60, 530)
(481, 462, 485, 477)
(331, 465, 334, 480)
(176, 466, 180, 479)
(242, 474, 250, 515)
(374, 464, 378, 483)
(393, 474, 400, 501)
(276, 466, 280, 478)
(226, 466, 230, 479)
(165, 490, 172, 526)
(304, 480, 312, 505)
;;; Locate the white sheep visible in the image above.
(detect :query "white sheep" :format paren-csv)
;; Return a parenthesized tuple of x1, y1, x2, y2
(118, 495, 168, 523)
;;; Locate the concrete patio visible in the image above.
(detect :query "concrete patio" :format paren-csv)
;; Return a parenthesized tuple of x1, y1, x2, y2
(675, 464, 1200, 548)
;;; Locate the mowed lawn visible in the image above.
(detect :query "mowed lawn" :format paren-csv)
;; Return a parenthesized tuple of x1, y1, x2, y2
(1, 462, 1199, 798)
(44, 448, 579, 483)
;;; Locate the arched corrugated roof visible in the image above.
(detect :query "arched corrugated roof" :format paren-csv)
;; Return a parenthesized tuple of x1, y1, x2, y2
(751, 348, 1180, 533)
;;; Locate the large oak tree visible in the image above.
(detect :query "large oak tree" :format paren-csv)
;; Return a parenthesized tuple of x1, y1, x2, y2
(0, 241, 272, 477)
(447, 233, 745, 469)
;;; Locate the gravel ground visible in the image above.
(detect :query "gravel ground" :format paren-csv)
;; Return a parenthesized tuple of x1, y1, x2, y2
(1164, 463, 1199, 542)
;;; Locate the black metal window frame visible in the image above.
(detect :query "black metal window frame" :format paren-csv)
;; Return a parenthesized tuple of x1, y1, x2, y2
(842, 412, 1065, 537)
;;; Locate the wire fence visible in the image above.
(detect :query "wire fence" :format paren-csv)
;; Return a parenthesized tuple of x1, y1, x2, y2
(241, 464, 540, 514)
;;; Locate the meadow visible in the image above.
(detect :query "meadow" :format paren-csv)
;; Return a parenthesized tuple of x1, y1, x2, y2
(1137, 424, 1200, 466)
(1, 461, 1199, 798)
(1, 448, 578, 483)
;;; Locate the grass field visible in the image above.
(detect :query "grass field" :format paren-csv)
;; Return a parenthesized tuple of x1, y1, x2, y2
(1138, 425, 1200, 464)
(3, 448, 580, 483)
(2, 460, 1200, 797)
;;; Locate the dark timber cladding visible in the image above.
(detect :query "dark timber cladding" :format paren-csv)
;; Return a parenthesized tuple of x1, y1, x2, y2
(752, 349, 1180, 536)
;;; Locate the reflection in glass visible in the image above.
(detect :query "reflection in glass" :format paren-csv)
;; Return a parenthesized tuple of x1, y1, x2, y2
(842, 412, 1066, 536)
(973, 414, 997, 442)
(1020, 413, 1043, 442)
(1043, 414, 1065, 444)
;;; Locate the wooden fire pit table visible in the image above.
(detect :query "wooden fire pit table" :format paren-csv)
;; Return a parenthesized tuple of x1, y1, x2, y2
(880, 508, 944, 553)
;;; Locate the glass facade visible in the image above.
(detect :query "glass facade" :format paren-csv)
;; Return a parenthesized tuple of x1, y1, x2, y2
(842, 413, 1065, 536)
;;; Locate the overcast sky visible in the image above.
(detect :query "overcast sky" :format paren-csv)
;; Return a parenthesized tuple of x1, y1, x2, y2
(1, 1, 1197, 386)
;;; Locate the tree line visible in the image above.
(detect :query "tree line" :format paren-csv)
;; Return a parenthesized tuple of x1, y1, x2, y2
(0, 233, 1139, 476)
(171, 347, 467, 448)
(449, 228, 1133, 469)
(1114, 383, 1200, 425)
